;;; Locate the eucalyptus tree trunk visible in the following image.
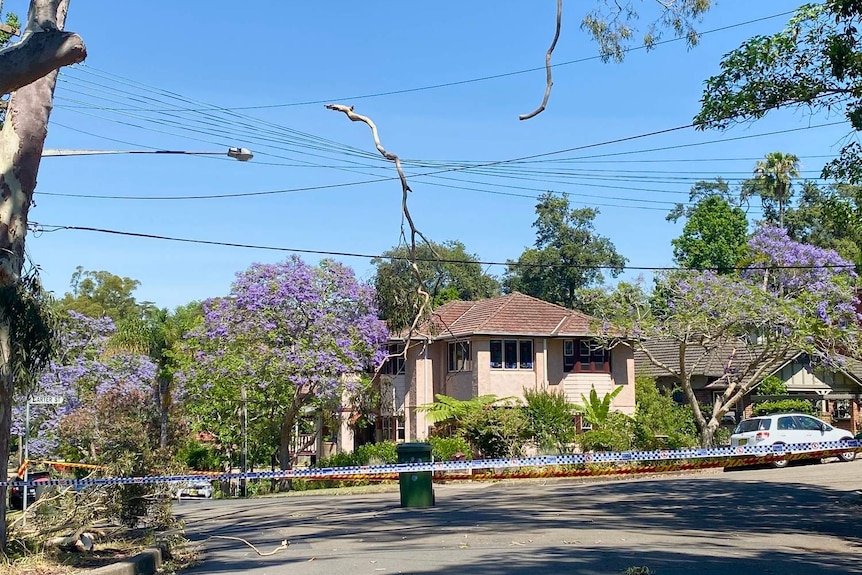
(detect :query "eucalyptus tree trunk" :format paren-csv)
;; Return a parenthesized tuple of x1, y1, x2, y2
(0, 0, 85, 94)
(0, 0, 79, 553)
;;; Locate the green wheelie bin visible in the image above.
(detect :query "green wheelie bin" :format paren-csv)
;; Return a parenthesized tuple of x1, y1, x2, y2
(396, 442, 435, 508)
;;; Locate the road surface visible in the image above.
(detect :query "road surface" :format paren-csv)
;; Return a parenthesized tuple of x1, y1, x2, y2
(176, 459, 862, 575)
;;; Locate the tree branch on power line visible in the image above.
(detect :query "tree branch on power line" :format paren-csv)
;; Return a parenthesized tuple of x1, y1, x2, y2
(520, 0, 562, 121)
(325, 103, 438, 345)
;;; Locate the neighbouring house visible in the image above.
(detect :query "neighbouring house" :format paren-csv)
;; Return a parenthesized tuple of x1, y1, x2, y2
(339, 292, 636, 450)
(635, 340, 862, 434)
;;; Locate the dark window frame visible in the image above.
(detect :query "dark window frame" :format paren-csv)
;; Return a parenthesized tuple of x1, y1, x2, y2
(489, 338, 534, 370)
(448, 341, 473, 372)
(384, 344, 406, 375)
(562, 338, 611, 373)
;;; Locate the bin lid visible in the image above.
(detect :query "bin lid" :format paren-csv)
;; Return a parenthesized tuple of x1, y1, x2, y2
(396, 442, 433, 451)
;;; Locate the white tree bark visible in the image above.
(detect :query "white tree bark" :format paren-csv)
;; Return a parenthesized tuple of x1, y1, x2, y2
(0, 0, 76, 553)
(0, 0, 85, 95)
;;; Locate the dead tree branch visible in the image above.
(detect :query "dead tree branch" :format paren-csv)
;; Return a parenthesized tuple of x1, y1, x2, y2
(325, 104, 437, 347)
(519, 0, 562, 121)
(208, 535, 289, 556)
(0, 0, 86, 95)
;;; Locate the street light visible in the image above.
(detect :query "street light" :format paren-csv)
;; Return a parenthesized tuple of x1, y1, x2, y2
(41, 146, 254, 161)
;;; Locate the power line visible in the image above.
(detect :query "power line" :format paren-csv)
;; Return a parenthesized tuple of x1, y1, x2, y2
(37, 121, 845, 201)
(57, 9, 796, 112)
(62, 67, 381, 160)
(35, 224, 856, 272)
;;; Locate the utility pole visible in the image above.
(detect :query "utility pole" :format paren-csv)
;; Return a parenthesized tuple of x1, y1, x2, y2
(240, 384, 248, 497)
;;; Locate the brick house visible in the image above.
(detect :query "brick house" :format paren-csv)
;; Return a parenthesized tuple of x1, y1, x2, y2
(635, 339, 862, 434)
(339, 292, 636, 450)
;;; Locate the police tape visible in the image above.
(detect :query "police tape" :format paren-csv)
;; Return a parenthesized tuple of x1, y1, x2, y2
(16, 460, 106, 476)
(2, 439, 860, 488)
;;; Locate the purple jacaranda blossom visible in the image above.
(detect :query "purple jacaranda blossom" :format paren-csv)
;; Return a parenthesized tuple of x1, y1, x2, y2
(178, 256, 388, 469)
(12, 311, 158, 458)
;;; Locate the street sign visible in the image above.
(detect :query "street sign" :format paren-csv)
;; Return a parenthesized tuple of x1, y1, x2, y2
(30, 394, 64, 405)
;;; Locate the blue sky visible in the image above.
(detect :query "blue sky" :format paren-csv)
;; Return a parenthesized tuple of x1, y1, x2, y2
(7, 0, 852, 309)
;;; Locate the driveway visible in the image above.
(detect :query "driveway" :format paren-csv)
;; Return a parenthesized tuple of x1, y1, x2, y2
(176, 460, 862, 575)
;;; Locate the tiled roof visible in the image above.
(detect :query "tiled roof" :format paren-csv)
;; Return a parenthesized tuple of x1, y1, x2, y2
(636, 338, 862, 387)
(838, 356, 862, 383)
(403, 292, 600, 341)
(634, 339, 775, 382)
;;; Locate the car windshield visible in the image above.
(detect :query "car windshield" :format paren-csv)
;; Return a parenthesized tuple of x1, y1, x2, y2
(735, 418, 771, 433)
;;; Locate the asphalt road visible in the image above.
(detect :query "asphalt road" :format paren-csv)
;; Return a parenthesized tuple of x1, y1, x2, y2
(176, 459, 862, 575)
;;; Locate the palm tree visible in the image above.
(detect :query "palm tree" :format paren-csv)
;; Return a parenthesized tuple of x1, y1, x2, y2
(110, 304, 202, 449)
(752, 152, 801, 228)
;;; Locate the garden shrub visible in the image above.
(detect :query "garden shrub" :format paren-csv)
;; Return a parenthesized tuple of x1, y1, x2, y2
(429, 436, 472, 461)
(580, 412, 635, 452)
(317, 451, 360, 468)
(460, 405, 528, 459)
(633, 377, 698, 449)
(354, 441, 398, 465)
(178, 439, 222, 471)
(753, 399, 816, 416)
(756, 376, 788, 396)
(522, 387, 577, 453)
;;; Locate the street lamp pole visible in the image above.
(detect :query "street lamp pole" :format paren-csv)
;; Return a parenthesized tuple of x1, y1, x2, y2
(41, 147, 254, 161)
(240, 384, 248, 498)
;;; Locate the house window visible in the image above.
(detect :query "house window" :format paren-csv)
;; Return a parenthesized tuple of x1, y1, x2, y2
(384, 344, 405, 375)
(448, 341, 472, 372)
(490, 339, 534, 370)
(563, 339, 610, 373)
(379, 416, 405, 441)
(834, 399, 852, 420)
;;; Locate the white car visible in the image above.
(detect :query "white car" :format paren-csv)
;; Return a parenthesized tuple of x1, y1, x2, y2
(175, 480, 214, 499)
(730, 413, 856, 468)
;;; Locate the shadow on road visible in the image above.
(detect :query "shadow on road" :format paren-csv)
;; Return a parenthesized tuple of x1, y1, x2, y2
(179, 471, 862, 575)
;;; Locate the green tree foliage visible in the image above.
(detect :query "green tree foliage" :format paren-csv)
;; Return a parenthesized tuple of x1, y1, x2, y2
(580, 0, 711, 62)
(178, 439, 222, 471)
(522, 388, 577, 454)
(694, 1, 862, 183)
(372, 240, 499, 331)
(0, 10, 18, 46)
(667, 178, 739, 223)
(573, 281, 650, 319)
(419, 393, 502, 426)
(59, 267, 145, 321)
(671, 195, 748, 273)
(633, 377, 698, 449)
(504, 192, 626, 308)
(317, 441, 399, 468)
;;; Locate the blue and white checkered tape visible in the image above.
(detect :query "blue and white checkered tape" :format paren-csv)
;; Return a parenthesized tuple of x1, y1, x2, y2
(2, 439, 859, 488)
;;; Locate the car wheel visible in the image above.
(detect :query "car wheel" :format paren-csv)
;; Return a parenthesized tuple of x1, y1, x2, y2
(838, 438, 856, 462)
(771, 443, 789, 468)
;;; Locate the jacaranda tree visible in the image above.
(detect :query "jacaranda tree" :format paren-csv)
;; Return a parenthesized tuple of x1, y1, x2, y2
(13, 310, 159, 461)
(180, 256, 388, 472)
(599, 225, 860, 447)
